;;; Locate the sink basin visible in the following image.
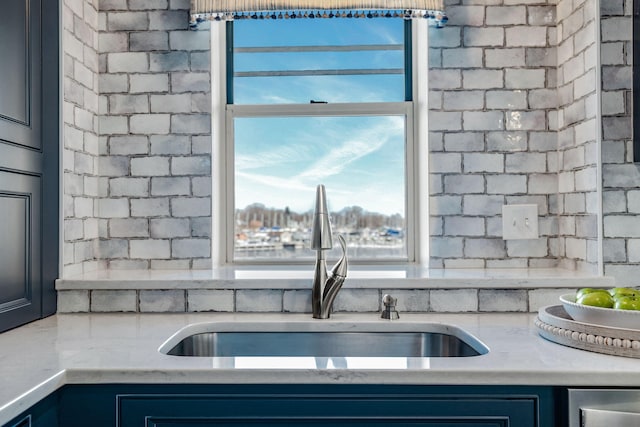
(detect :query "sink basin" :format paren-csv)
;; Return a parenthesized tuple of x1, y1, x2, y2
(159, 322, 489, 358)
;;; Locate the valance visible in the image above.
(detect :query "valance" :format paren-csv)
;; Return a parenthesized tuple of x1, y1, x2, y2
(190, 0, 447, 28)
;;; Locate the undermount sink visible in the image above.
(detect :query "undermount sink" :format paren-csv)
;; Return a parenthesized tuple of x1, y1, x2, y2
(159, 322, 489, 358)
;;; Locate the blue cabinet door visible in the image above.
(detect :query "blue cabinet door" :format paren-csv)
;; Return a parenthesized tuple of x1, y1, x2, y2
(3, 393, 58, 427)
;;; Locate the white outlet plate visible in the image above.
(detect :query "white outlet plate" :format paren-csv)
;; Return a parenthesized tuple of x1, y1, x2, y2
(502, 204, 538, 240)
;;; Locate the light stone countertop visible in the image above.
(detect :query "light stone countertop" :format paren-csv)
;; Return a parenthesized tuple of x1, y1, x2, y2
(56, 267, 615, 289)
(1, 311, 639, 425)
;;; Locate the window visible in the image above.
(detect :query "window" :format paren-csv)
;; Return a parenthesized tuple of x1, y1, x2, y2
(211, 18, 429, 265)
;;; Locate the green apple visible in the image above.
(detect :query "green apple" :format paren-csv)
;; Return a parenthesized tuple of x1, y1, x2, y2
(609, 287, 640, 298)
(614, 296, 640, 311)
(577, 292, 614, 308)
(575, 288, 609, 300)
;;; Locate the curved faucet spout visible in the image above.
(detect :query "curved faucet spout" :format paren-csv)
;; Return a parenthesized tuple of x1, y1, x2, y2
(319, 235, 348, 318)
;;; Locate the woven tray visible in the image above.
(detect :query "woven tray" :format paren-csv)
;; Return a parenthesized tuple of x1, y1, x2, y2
(535, 305, 640, 359)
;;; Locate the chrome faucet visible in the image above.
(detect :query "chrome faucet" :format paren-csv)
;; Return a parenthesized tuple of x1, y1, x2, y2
(311, 184, 348, 319)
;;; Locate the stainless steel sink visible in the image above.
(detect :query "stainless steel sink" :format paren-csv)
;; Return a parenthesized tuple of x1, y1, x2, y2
(160, 323, 489, 358)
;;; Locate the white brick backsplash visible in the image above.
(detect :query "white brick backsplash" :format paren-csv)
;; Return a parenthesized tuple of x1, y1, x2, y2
(107, 12, 148, 31)
(96, 198, 129, 218)
(91, 290, 137, 312)
(98, 239, 129, 259)
(446, 5, 485, 27)
(188, 290, 234, 312)
(98, 74, 127, 93)
(466, 238, 507, 258)
(444, 216, 485, 236)
(99, 115, 128, 134)
(464, 153, 504, 173)
(604, 216, 640, 237)
(140, 290, 185, 312)
(171, 156, 210, 175)
(333, 289, 379, 312)
(485, 48, 526, 68)
(149, 51, 189, 71)
(110, 218, 149, 237)
(169, 29, 210, 50)
(486, 174, 527, 194)
(486, 131, 527, 152)
(430, 289, 478, 312)
(130, 114, 171, 134)
(131, 156, 170, 176)
(462, 70, 503, 89)
(98, 156, 129, 176)
(150, 218, 190, 238)
(428, 69, 462, 89)
(430, 195, 462, 215)
(172, 238, 210, 258)
(150, 94, 191, 112)
(479, 290, 527, 312)
(150, 135, 190, 154)
(505, 69, 546, 89)
(129, 0, 168, 9)
(109, 94, 149, 114)
(444, 132, 484, 152)
(130, 74, 169, 93)
(236, 290, 282, 312)
(171, 197, 211, 217)
(429, 153, 462, 173)
(110, 177, 149, 197)
(131, 197, 170, 217)
(381, 290, 429, 312)
(430, 237, 463, 257)
(506, 239, 548, 257)
(463, 28, 504, 47)
(171, 114, 211, 134)
(442, 48, 483, 68)
(57, 1, 623, 281)
(463, 111, 504, 131)
(57, 290, 90, 313)
(130, 239, 170, 258)
(443, 175, 484, 194)
(151, 177, 190, 196)
(463, 195, 504, 216)
(171, 72, 210, 92)
(283, 290, 312, 313)
(108, 52, 148, 72)
(109, 136, 149, 155)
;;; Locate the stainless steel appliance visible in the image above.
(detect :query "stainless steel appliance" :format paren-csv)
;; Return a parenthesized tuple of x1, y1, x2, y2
(569, 389, 640, 426)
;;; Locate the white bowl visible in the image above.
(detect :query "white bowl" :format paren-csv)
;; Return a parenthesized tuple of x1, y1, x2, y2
(560, 294, 640, 330)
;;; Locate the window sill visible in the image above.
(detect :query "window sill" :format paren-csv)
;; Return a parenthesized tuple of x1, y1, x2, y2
(56, 266, 611, 291)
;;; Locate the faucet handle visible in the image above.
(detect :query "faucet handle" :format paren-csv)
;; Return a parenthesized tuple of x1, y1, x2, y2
(381, 294, 400, 320)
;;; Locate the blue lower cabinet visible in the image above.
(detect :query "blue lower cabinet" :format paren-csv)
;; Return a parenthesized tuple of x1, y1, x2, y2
(57, 384, 564, 427)
(3, 393, 58, 427)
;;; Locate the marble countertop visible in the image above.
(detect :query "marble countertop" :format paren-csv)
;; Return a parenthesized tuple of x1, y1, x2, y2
(2, 311, 640, 424)
(56, 267, 615, 289)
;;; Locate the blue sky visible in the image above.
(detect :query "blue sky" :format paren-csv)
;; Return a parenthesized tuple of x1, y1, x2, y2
(233, 18, 407, 216)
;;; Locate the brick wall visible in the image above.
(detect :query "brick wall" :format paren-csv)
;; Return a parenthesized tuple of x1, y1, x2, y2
(600, 0, 640, 284)
(95, 0, 211, 271)
(63, 0, 640, 281)
(555, 0, 599, 274)
(428, 1, 561, 268)
(63, 0, 102, 276)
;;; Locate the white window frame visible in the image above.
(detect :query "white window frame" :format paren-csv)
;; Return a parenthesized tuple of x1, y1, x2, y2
(211, 19, 429, 266)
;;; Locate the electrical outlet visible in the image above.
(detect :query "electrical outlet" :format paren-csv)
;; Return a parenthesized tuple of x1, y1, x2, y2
(502, 204, 538, 240)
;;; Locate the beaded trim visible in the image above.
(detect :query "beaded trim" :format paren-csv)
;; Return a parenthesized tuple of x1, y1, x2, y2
(535, 317, 640, 350)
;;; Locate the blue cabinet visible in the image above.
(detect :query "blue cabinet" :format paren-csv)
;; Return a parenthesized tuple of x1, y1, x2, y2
(59, 384, 564, 427)
(3, 393, 58, 427)
(3, 384, 564, 426)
